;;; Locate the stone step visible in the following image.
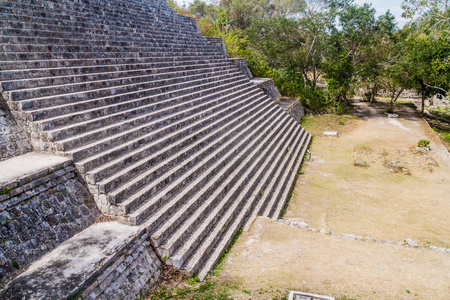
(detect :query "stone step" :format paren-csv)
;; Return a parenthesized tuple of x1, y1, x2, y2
(0, 12, 202, 40)
(244, 128, 308, 230)
(46, 78, 250, 144)
(269, 134, 312, 219)
(85, 86, 260, 190)
(115, 96, 266, 216)
(261, 132, 310, 219)
(0, 44, 219, 62)
(0, 0, 187, 22)
(97, 92, 268, 217)
(7, 63, 232, 100)
(62, 76, 248, 163)
(43, 75, 246, 156)
(51, 78, 250, 155)
(0, 9, 197, 34)
(0, 58, 227, 81)
(0, 48, 221, 62)
(158, 116, 298, 264)
(2, 61, 230, 91)
(0, 26, 203, 49)
(178, 117, 300, 276)
(21, 70, 242, 122)
(194, 127, 308, 280)
(0, 14, 200, 40)
(265, 132, 309, 218)
(0, 41, 217, 57)
(0, 54, 225, 71)
(72, 81, 254, 173)
(0, 0, 191, 30)
(130, 100, 279, 225)
(0, 35, 208, 55)
(108, 96, 275, 210)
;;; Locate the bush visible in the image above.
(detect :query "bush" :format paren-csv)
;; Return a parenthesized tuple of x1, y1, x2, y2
(417, 139, 430, 149)
(443, 133, 450, 142)
(428, 106, 450, 121)
(301, 88, 327, 113)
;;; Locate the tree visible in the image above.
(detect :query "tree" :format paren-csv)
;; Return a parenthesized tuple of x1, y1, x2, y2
(402, 0, 450, 36)
(399, 30, 449, 113)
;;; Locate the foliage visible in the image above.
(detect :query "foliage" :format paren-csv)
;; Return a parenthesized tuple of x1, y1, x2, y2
(147, 278, 232, 300)
(428, 106, 450, 121)
(417, 139, 431, 149)
(165, 0, 450, 113)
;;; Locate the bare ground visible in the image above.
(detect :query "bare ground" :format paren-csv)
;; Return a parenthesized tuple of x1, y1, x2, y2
(215, 101, 450, 299)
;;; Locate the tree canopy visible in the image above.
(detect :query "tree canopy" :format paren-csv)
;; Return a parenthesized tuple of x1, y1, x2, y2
(171, 0, 450, 113)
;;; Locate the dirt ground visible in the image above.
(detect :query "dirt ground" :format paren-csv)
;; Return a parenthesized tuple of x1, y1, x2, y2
(216, 101, 450, 299)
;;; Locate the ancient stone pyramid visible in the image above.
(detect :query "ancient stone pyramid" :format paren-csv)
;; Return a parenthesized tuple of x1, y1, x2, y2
(0, 0, 310, 279)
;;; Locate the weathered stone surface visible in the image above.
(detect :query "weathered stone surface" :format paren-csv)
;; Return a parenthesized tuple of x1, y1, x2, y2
(0, 152, 70, 185)
(251, 77, 282, 101)
(0, 161, 99, 283)
(204, 36, 229, 58)
(406, 238, 420, 247)
(229, 58, 254, 79)
(289, 291, 335, 300)
(0, 106, 32, 162)
(0, 222, 158, 300)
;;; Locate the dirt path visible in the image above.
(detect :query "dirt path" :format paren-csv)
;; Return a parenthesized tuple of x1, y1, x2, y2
(216, 102, 450, 299)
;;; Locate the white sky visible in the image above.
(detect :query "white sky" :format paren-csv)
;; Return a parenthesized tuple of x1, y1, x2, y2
(173, 0, 409, 28)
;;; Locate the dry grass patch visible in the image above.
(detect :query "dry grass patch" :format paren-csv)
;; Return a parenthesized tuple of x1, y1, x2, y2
(218, 218, 450, 300)
(286, 104, 450, 247)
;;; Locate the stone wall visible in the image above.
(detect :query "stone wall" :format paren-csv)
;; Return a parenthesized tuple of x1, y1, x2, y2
(0, 162, 99, 283)
(0, 105, 32, 162)
(82, 232, 161, 300)
(204, 36, 229, 58)
(229, 58, 253, 79)
(251, 78, 282, 102)
(286, 99, 305, 123)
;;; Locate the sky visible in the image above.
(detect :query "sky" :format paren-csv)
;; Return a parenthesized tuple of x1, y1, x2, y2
(174, 0, 409, 28)
(353, 0, 408, 27)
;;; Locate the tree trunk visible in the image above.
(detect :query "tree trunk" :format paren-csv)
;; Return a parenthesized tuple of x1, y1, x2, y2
(421, 84, 425, 114)
(391, 88, 404, 110)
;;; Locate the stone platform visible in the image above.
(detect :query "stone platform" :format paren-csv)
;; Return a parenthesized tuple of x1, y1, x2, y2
(0, 152, 70, 185)
(0, 222, 160, 299)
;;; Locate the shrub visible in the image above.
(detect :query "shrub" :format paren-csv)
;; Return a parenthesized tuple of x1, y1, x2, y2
(428, 106, 450, 121)
(443, 133, 450, 142)
(417, 139, 430, 149)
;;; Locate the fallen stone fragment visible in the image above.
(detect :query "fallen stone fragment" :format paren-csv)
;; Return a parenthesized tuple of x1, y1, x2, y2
(354, 160, 369, 167)
(406, 239, 420, 247)
(323, 131, 339, 137)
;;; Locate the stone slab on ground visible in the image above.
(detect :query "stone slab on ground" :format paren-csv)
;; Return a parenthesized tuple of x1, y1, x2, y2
(289, 291, 334, 300)
(0, 222, 145, 299)
(0, 152, 70, 184)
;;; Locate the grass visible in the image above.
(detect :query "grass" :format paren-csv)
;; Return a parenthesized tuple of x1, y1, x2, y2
(301, 114, 359, 136)
(210, 227, 243, 277)
(147, 279, 232, 300)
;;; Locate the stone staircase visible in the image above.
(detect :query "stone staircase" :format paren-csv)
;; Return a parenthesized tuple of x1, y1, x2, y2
(0, 0, 311, 280)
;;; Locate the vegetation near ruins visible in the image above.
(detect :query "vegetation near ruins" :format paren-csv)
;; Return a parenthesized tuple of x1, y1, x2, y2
(169, 0, 450, 114)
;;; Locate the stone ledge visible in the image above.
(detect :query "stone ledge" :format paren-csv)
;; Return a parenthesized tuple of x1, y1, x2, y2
(0, 222, 161, 300)
(228, 58, 253, 79)
(0, 152, 71, 187)
(0, 154, 73, 210)
(251, 77, 282, 101)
